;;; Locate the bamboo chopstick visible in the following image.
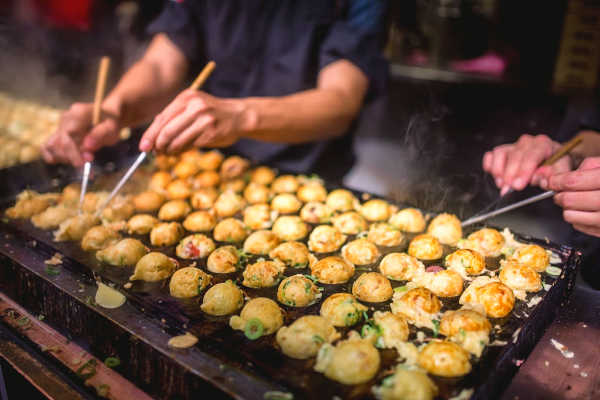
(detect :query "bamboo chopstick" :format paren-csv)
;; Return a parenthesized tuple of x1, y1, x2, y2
(190, 61, 216, 91)
(92, 56, 111, 125)
(541, 136, 583, 167)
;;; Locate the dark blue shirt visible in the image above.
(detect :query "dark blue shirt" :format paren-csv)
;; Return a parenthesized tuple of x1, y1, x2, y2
(148, 0, 387, 181)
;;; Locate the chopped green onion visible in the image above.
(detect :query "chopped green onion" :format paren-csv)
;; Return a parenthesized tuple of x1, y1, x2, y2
(312, 335, 325, 344)
(394, 285, 408, 293)
(104, 357, 120, 368)
(45, 266, 61, 276)
(263, 391, 294, 400)
(244, 318, 264, 340)
(545, 266, 561, 276)
(432, 319, 440, 337)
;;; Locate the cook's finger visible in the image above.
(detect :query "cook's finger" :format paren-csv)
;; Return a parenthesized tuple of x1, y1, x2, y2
(579, 156, 600, 171)
(167, 113, 215, 154)
(82, 119, 120, 152)
(549, 168, 600, 192)
(563, 209, 600, 227)
(503, 147, 526, 188)
(572, 224, 600, 237)
(155, 103, 208, 152)
(490, 146, 510, 187)
(60, 133, 84, 167)
(554, 190, 600, 212)
(140, 98, 190, 151)
(483, 152, 492, 172)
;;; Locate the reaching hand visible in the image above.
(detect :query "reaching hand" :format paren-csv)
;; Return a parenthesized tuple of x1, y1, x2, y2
(42, 102, 121, 167)
(482, 134, 572, 195)
(547, 157, 600, 237)
(139, 89, 254, 154)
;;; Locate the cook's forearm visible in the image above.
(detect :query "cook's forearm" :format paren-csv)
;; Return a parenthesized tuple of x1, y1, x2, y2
(102, 34, 189, 127)
(241, 60, 368, 144)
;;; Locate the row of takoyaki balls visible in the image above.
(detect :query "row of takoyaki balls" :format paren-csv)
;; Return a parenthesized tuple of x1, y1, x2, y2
(4, 149, 556, 399)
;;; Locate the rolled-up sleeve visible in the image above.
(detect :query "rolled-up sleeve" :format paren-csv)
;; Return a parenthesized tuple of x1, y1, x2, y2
(319, 0, 388, 98)
(146, 1, 200, 64)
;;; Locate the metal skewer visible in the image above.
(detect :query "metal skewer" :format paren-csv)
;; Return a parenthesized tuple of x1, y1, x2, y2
(93, 61, 216, 218)
(469, 136, 583, 220)
(79, 56, 111, 213)
(461, 190, 555, 227)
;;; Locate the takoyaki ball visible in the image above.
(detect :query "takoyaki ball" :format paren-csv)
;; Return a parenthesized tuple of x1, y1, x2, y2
(297, 183, 327, 203)
(277, 274, 322, 307)
(418, 340, 471, 378)
(230, 298, 284, 339)
(166, 179, 192, 200)
(460, 228, 505, 258)
(271, 193, 302, 214)
(341, 238, 380, 266)
(154, 154, 177, 170)
(379, 252, 425, 281)
(207, 246, 240, 274)
(81, 225, 121, 252)
(352, 272, 393, 303)
(130, 252, 177, 281)
(368, 223, 404, 247)
(178, 148, 203, 165)
(173, 160, 200, 179)
(54, 213, 100, 241)
(220, 155, 250, 180)
(175, 234, 216, 259)
(101, 195, 135, 222)
(269, 241, 314, 268)
(192, 170, 220, 188)
(499, 260, 542, 296)
(440, 309, 491, 357)
(97, 238, 148, 267)
(242, 260, 285, 288)
(272, 216, 309, 241)
(314, 338, 380, 385)
(276, 315, 340, 359)
(213, 218, 249, 243)
(243, 230, 280, 255)
(6, 191, 58, 219)
(271, 175, 299, 194)
(300, 202, 333, 224)
(219, 178, 246, 193)
(407, 234, 443, 261)
(200, 280, 244, 316)
(445, 249, 485, 278)
(368, 311, 409, 349)
(311, 256, 355, 285)
(169, 267, 212, 298)
(150, 222, 184, 247)
(308, 225, 347, 253)
(320, 293, 367, 327)
(190, 187, 218, 209)
(60, 183, 81, 206)
(158, 199, 191, 221)
(373, 367, 438, 400)
(133, 191, 165, 213)
(243, 204, 276, 230)
(183, 210, 216, 232)
(359, 199, 391, 222)
(459, 277, 515, 318)
(389, 208, 426, 233)
(31, 205, 76, 230)
(127, 214, 159, 235)
(149, 171, 172, 193)
(214, 191, 245, 218)
(414, 269, 464, 298)
(243, 182, 271, 204)
(250, 166, 276, 185)
(197, 150, 224, 171)
(426, 213, 462, 246)
(390, 287, 442, 329)
(326, 189, 358, 213)
(81, 191, 108, 214)
(509, 244, 549, 272)
(331, 211, 367, 235)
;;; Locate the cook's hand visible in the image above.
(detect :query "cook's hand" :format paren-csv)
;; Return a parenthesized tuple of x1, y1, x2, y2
(482, 134, 572, 195)
(42, 103, 121, 167)
(546, 157, 600, 237)
(139, 90, 252, 154)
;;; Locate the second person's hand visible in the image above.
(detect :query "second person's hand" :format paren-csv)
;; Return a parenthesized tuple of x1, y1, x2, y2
(482, 134, 572, 195)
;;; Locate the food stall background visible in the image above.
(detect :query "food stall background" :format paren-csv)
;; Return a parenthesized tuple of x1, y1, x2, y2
(0, 1, 597, 269)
